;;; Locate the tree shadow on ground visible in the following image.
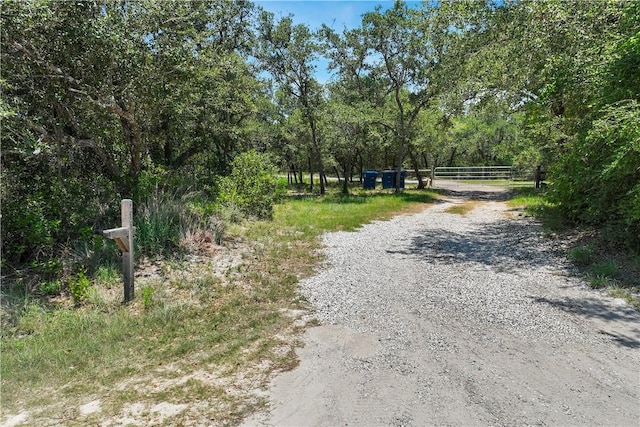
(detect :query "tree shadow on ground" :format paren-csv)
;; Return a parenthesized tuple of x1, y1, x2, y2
(389, 217, 555, 272)
(389, 211, 640, 349)
(533, 296, 640, 348)
(438, 188, 514, 202)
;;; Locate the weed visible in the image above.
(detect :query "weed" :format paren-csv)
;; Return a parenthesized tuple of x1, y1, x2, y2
(38, 279, 62, 296)
(609, 286, 640, 309)
(589, 259, 619, 278)
(68, 268, 92, 304)
(141, 286, 155, 309)
(94, 265, 120, 288)
(587, 273, 611, 289)
(568, 246, 593, 266)
(444, 201, 477, 216)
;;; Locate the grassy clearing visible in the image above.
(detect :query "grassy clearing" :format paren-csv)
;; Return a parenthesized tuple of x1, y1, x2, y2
(1, 187, 436, 425)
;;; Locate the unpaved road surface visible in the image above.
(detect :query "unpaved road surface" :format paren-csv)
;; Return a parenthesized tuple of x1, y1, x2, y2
(244, 187, 640, 427)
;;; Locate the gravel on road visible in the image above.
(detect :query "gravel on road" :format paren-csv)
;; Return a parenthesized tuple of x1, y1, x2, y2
(244, 189, 640, 427)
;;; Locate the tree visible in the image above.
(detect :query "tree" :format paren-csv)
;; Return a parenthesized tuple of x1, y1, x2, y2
(458, 0, 639, 247)
(324, 1, 457, 191)
(257, 13, 327, 194)
(1, 0, 262, 266)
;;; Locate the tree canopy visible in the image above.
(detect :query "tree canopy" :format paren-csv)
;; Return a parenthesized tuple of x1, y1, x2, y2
(2, 0, 638, 272)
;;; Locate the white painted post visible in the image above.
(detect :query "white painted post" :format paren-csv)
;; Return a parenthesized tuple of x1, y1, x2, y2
(102, 199, 135, 303)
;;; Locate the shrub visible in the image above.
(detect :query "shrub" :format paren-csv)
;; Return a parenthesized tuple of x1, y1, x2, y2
(218, 150, 285, 220)
(568, 246, 593, 266)
(589, 259, 619, 279)
(68, 268, 92, 304)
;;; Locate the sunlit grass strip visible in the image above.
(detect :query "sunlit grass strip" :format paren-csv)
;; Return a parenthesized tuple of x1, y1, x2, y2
(271, 190, 437, 237)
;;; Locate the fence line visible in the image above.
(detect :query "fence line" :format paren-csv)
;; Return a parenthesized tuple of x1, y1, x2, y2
(434, 166, 512, 180)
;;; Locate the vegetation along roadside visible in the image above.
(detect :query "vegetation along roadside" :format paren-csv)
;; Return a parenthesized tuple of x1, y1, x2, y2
(1, 182, 436, 425)
(2, 0, 638, 423)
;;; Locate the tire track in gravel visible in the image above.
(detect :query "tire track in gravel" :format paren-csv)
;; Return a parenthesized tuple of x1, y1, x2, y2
(244, 189, 640, 427)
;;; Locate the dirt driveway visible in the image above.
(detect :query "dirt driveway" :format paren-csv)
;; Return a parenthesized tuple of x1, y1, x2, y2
(244, 185, 640, 426)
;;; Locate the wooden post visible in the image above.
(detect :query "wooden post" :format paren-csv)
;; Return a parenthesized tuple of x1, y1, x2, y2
(103, 199, 135, 303)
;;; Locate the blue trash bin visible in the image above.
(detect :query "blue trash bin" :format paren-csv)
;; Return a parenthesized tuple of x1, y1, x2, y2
(382, 170, 395, 189)
(363, 170, 378, 190)
(382, 169, 406, 189)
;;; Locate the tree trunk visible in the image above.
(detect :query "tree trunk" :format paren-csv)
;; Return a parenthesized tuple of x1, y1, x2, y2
(408, 146, 424, 189)
(310, 120, 325, 195)
(333, 166, 341, 183)
(447, 147, 457, 167)
(342, 162, 350, 195)
(308, 154, 314, 193)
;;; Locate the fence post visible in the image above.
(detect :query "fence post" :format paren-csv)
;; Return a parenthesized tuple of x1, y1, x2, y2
(121, 199, 134, 302)
(102, 199, 135, 303)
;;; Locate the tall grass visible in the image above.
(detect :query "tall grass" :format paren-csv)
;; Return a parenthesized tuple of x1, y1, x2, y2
(135, 188, 225, 257)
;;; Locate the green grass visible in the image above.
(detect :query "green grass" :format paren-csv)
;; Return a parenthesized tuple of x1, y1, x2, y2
(609, 286, 640, 310)
(568, 246, 593, 266)
(271, 190, 436, 238)
(1, 187, 437, 424)
(589, 259, 619, 279)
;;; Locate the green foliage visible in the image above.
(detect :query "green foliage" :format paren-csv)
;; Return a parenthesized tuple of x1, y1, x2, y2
(38, 280, 62, 296)
(68, 269, 92, 304)
(589, 259, 620, 279)
(141, 286, 155, 310)
(586, 274, 611, 289)
(219, 151, 285, 219)
(550, 101, 640, 249)
(1, 0, 260, 273)
(568, 247, 593, 267)
(135, 190, 187, 256)
(94, 266, 120, 288)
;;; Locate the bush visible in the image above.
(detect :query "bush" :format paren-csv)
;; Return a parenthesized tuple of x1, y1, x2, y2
(568, 246, 593, 266)
(134, 188, 228, 258)
(550, 101, 640, 250)
(135, 189, 187, 257)
(218, 150, 285, 220)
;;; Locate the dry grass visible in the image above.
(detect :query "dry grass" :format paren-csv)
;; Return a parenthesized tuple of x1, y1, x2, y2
(444, 201, 480, 216)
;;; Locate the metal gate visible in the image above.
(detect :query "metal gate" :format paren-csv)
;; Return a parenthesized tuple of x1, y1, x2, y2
(434, 166, 512, 181)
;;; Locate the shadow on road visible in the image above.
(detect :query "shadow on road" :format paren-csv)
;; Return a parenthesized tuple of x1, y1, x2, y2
(388, 209, 640, 349)
(532, 296, 640, 348)
(389, 218, 557, 272)
(433, 180, 514, 202)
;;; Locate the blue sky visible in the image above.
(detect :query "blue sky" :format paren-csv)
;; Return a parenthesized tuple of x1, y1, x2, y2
(254, 1, 422, 83)
(255, 1, 400, 32)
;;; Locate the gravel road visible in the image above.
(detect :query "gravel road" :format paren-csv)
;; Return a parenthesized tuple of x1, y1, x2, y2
(244, 187, 640, 426)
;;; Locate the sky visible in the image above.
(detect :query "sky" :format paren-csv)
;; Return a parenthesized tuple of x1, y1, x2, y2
(254, 1, 422, 83)
(256, 1, 399, 33)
